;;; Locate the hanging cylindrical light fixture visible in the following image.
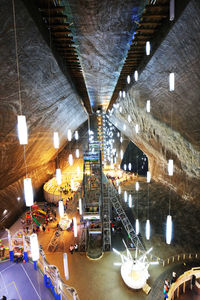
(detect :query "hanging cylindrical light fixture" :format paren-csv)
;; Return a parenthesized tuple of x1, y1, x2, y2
(56, 169, 62, 185)
(53, 132, 59, 149)
(30, 233, 39, 270)
(128, 115, 131, 123)
(169, 73, 175, 91)
(146, 41, 151, 56)
(63, 253, 69, 280)
(71, 178, 74, 190)
(123, 91, 126, 98)
(67, 129, 72, 141)
(166, 215, 173, 244)
(135, 181, 140, 191)
(128, 163, 132, 171)
(146, 100, 151, 113)
(124, 191, 127, 202)
(145, 219, 151, 240)
(135, 124, 139, 134)
(17, 115, 28, 145)
(79, 198, 82, 215)
(75, 130, 79, 140)
(76, 149, 80, 158)
(134, 70, 138, 82)
(123, 124, 126, 130)
(77, 166, 81, 176)
(168, 159, 174, 176)
(127, 75, 131, 84)
(117, 132, 120, 137)
(120, 136, 123, 143)
(69, 154, 73, 166)
(59, 200, 64, 218)
(24, 178, 34, 207)
(147, 171, 151, 183)
(120, 149, 123, 160)
(169, 0, 175, 21)
(73, 217, 77, 238)
(118, 186, 121, 194)
(124, 164, 127, 171)
(135, 219, 140, 235)
(119, 91, 122, 98)
(119, 106, 122, 113)
(128, 194, 132, 208)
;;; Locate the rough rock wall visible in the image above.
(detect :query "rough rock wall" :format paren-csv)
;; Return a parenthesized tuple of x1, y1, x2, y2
(67, 0, 145, 108)
(0, 0, 87, 228)
(110, 0, 200, 203)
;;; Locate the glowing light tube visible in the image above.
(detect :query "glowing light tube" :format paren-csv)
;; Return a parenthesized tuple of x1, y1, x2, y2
(79, 198, 82, 215)
(24, 178, 33, 207)
(63, 253, 69, 280)
(146, 41, 151, 56)
(169, 72, 175, 91)
(168, 159, 174, 176)
(73, 217, 77, 237)
(123, 124, 126, 130)
(135, 219, 140, 235)
(69, 154, 73, 166)
(67, 129, 72, 141)
(17, 115, 28, 145)
(147, 171, 151, 183)
(128, 163, 132, 171)
(127, 75, 131, 84)
(146, 100, 151, 113)
(56, 169, 62, 185)
(145, 219, 151, 240)
(123, 91, 126, 98)
(120, 150, 123, 160)
(166, 215, 172, 244)
(128, 194, 132, 208)
(128, 115, 131, 123)
(135, 181, 140, 191)
(119, 91, 122, 98)
(53, 132, 59, 149)
(135, 124, 139, 134)
(75, 130, 79, 140)
(76, 149, 80, 158)
(134, 70, 138, 82)
(30, 233, 39, 261)
(124, 164, 127, 171)
(124, 191, 127, 202)
(120, 136, 123, 143)
(118, 186, 121, 194)
(59, 200, 64, 218)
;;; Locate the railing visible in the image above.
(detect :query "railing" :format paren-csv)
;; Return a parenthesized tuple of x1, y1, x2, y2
(167, 267, 200, 300)
(162, 253, 200, 267)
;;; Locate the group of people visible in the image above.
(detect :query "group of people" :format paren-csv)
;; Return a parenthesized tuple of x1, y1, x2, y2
(69, 244, 78, 254)
(163, 272, 177, 299)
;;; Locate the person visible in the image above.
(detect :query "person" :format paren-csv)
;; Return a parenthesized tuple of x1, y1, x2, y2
(74, 244, 78, 251)
(69, 244, 74, 254)
(1, 296, 7, 300)
(171, 272, 177, 284)
(163, 279, 169, 299)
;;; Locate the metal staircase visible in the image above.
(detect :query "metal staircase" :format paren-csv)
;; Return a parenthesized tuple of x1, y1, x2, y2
(102, 184, 111, 251)
(107, 179, 145, 252)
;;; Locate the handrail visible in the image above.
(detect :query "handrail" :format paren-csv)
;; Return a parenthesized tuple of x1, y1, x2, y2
(167, 267, 200, 300)
(162, 253, 200, 267)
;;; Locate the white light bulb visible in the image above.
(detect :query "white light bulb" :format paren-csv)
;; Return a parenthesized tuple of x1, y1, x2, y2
(123, 124, 126, 130)
(135, 124, 139, 134)
(145, 219, 151, 240)
(79, 198, 82, 215)
(166, 215, 173, 244)
(56, 169, 62, 185)
(128, 163, 132, 171)
(53, 132, 59, 149)
(128, 194, 132, 208)
(67, 129, 72, 141)
(119, 91, 122, 98)
(118, 186, 121, 194)
(123, 91, 126, 98)
(76, 149, 80, 158)
(147, 171, 151, 183)
(169, 73, 175, 91)
(146, 41, 151, 56)
(128, 115, 131, 123)
(146, 100, 151, 113)
(135, 181, 139, 191)
(17, 115, 28, 145)
(120, 150, 123, 159)
(73, 217, 77, 238)
(134, 70, 138, 82)
(24, 178, 34, 207)
(127, 75, 131, 84)
(135, 219, 140, 235)
(168, 159, 173, 176)
(124, 164, 127, 170)
(75, 130, 79, 140)
(124, 191, 127, 202)
(59, 200, 64, 218)
(30, 234, 39, 261)
(69, 154, 73, 166)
